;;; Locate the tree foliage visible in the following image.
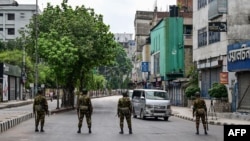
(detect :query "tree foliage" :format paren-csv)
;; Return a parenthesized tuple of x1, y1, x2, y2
(24, 1, 119, 89)
(21, 1, 121, 106)
(185, 85, 200, 99)
(208, 83, 228, 98)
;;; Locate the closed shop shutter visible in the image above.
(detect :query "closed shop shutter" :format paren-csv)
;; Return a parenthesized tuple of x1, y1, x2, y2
(238, 71, 250, 110)
(201, 68, 221, 98)
(9, 76, 15, 100)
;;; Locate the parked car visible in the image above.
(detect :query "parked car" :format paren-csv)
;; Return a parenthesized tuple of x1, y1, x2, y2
(131, 89, 171, 121)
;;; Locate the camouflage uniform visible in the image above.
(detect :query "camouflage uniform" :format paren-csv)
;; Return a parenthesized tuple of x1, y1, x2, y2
(77, 90, 93, 133)
(117, 91, 132, 134)
(193, 92, 207, 135)
(33, 90, 48, 132)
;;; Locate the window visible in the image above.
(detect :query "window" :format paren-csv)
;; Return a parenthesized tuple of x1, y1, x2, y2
(0, 28, 3, 31)
(8, 28, 15, 35)
(8, 14, 15, 20)
(209, 31, 220, 44)
(198, 0, 207, 10)
(198, 28, 207, 47)
(20, 13, 25, 18)
(0, 13, 3, 16)
(154, 53, 160, 74)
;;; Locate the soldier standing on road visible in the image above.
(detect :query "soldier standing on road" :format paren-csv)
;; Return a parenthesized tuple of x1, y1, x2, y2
(33, 89, 48, 132)
(117, 91, 132, 134)
(193, 91, 208, 135)
(77, 89, 93, 134)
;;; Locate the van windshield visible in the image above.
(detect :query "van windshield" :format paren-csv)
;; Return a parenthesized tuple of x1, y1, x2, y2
(145, 91, 169, 100)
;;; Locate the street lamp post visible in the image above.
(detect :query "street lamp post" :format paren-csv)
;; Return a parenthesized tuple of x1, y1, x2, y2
(34, 0, 38, 96)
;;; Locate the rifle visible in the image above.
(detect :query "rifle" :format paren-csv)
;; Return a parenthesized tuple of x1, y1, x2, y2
(46, 110, 50, 117)
(34, 110, 37, 124)
(205, 111, 209, 131)
(77, 108, 80, 120)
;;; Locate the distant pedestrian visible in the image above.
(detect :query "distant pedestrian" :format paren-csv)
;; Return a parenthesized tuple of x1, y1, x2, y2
(49, 91, 53, 102)
(33, 89, 48, 132)
(193, 91, 208, 135)
(77, 89, 93, 134)
(117, 91, 132, 134)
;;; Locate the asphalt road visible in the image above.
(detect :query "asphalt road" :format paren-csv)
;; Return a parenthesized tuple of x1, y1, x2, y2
(0, 95, 224, 141)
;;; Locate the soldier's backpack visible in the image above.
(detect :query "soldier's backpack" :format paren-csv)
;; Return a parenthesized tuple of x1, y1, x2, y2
(35, 96, 45, 112)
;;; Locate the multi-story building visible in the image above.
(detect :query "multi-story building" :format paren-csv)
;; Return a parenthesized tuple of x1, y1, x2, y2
(134, 8, 169, 85)
(0, 0, 39, 41)
(193, 0, 250, 112)
(133, 0, 193, 106)
(114, 33, 133, 54)
(113, 33, 135, 82)
(0, 0, 40, 101)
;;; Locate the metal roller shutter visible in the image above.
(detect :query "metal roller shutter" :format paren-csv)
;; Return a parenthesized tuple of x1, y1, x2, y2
(238, 71, 250, 111)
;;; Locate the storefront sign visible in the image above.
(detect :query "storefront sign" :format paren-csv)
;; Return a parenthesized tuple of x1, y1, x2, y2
(208, 22, 227, 32)
(220, 72, 228, 84)
(141, 62, 149, 72)
(228, 41, 250, 71)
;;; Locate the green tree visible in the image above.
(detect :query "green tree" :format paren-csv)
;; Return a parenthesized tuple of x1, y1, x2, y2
(23, 1, 120, 107)
(208, 83, 228, 98)
(0, 50, 34, 88)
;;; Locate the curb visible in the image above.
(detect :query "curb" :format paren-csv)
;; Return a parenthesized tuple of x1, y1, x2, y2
(0, 108, 73, 134)
(0, 101, 33, 110)
(0, 113, 33, 133)
(173, 114, 234, 126)
(0, 95, 113, 133)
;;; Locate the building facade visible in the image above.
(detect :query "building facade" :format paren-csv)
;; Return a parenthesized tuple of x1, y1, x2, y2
(193, 0, 250, 112)
(0, 0, 38, 41)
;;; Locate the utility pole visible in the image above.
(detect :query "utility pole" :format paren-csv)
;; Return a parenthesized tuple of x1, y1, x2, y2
(34, 0, 38, 96)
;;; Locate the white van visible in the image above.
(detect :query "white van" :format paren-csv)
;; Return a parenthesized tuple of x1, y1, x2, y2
(128, 90, 133, 101)
(131, 89, 172, 121)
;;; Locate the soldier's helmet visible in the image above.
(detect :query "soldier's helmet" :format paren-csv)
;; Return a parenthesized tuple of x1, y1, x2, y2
(81, 88, 88, 95)
(195, 91, 200, 97)
(37, 89, 43, 95)
(122, 91, 128, 97)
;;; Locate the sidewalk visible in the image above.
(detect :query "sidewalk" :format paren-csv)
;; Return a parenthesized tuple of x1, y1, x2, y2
(172, 106, 250, 125)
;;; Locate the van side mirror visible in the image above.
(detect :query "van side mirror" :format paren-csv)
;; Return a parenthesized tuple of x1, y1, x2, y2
(140, 96, 145, 100)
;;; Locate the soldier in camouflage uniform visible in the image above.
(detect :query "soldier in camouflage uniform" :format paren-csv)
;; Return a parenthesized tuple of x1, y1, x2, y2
(117, 91, 132, 134)
(193, 91, 207, 135)
(33, 89, 48, 132)
(77, 89, 93, 134)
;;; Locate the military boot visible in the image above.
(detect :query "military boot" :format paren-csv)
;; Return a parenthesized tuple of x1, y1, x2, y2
(196, 128, 199, 135)
(119, 128, 124, 134)
(35, 126, 39, 132)
(77, 128, 81, 133)
(89, 127, 92, 134)
(40, 127, 44, 132)
(129, 128, 133, 134)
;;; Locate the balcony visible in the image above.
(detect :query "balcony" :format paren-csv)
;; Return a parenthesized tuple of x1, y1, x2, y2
(184, 34, 193, 46)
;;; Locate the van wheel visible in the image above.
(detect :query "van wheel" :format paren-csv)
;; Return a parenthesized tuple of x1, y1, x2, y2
(164, 117, 169, 121)
(133, 109, 137, 118)
(140, 110, 145, 120)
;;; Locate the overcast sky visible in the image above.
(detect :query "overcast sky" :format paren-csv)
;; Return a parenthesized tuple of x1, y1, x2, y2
(19, 0, 176, 35)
